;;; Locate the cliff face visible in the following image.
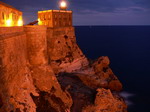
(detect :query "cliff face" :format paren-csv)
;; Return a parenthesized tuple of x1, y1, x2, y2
(46, 26, 126, 111)
(47, 27, 89, 74)
(0, 26, 127, 112)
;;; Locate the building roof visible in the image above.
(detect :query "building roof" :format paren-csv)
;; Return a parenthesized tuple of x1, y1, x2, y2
(38, 10, 72, 13)
(0, 1, 22, 12)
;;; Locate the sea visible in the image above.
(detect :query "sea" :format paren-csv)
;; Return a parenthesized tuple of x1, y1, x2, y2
(75, 26, 150, 112)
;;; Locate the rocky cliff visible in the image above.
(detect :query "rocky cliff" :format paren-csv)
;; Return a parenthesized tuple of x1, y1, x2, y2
(0, 26, 127, 112)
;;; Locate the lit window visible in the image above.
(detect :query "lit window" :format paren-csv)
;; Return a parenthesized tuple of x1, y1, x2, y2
(49, 15, 51, 19)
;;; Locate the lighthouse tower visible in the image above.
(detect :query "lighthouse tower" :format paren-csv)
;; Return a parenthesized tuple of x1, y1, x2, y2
(38, 1, 72, 28)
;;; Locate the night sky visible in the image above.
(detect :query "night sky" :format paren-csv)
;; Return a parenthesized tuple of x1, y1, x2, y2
(1, 0, 150, 25)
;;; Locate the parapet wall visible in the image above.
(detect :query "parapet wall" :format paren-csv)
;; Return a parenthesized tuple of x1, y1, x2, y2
(0, 26, 24, 39)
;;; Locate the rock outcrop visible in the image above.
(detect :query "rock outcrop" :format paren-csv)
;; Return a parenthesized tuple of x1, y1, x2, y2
(82, 88, 127, 112)
(0, 26, 127, 112)
(74, 56, 123, 91)
(30, 65, 72, 112)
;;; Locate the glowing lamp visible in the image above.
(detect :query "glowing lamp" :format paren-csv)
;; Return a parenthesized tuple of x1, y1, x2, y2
(38, 19, 42, 25)
(6, 19, 12, 26)
(18, 19, 23, 26)
(60, 1, 67, 10)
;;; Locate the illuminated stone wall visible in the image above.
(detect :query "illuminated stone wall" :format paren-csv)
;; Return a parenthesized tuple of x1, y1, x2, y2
(38, 10, 72, 28)
(0, 26, 27, 78)
(46, 26, 87, 73)
(0, 26, 48, 111)
(0, 2, 23, 26)
(24, 25, 48, 66)
(0, 25, 74, 111)
(0, 26, 76, 73)
(0, 27, 29, 111)
(47, 27, 75, 62)
(0, 25, 49, 75)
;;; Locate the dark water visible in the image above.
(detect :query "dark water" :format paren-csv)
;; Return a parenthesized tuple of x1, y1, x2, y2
(75, 26, 150, 112)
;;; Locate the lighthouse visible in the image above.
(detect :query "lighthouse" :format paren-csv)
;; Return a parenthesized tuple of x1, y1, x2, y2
(38, 1, 72, 28)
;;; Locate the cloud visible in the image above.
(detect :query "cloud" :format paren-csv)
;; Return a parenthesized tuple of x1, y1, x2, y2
(73, 7, 150, 25)
(71, 0, 150, 14)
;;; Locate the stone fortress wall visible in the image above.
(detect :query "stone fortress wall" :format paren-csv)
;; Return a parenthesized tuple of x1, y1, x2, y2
(0, 25, 76, 111)
(24, 25, 48, 66)
(0, 25, 76, 68)
(0, 27, 28, 111)
(0, 26, 27, 74)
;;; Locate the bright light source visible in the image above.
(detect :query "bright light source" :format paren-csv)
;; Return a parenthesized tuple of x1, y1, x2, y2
(18, 19, 23, 26)
(6, 19, 12, 26)
(17, 16, 23, 26)
(60, 1, 67, 7)
(60, 1, 67, 10)
(38, 19, 42, 25)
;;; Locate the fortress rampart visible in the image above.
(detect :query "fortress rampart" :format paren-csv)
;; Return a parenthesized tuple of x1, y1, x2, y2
(0, 26, 75, 68)
(0, 26, 27, 71)
(24, 25, 48, 66)
(0, 27, 27, 103)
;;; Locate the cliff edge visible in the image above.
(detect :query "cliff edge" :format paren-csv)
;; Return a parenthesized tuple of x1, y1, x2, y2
(0, 26, 127, 112)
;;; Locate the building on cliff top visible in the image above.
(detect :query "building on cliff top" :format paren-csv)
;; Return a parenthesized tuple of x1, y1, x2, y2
(0, 1, 23, 27)
(38, 1, 72, 28)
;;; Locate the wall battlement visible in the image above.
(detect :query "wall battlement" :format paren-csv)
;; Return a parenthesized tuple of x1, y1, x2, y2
(0, 26, 24, 35)
(0, 27, 25, 40)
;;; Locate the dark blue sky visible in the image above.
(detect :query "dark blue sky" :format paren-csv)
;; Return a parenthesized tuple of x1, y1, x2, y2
(1, 0, 150, 25)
